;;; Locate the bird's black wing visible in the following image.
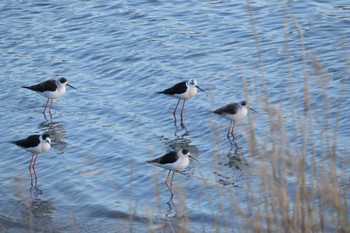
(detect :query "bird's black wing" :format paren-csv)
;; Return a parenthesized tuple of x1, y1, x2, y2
(148, 151, 179, 164)
(159, 81, 187, 95)
(22, 79, 57, 92)
(214, 103, 239, 115)
(12, 135, 40, 148)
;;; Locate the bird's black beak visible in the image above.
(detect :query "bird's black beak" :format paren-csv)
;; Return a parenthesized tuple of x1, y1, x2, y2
(189, 155, 198, 162)
(67, 84, 78, 90)
(249, 107, 258, 113)
(196, 86, 205, 92)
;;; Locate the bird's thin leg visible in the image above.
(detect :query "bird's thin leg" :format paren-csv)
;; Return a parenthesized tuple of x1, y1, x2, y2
(230, 122, 236, 136)
(173, 99, 181, 120)
(165, 170, 174, 195)
(229, 122, 237, 144)
(29, 153, 35, 176)
(32, 154, 39, 177)
(180, 100, 186, 118)
(169, 171, 175, 193)
(227, 121, 233, 140)
(49, 99, 54, 113)
(43, 99, 50, 113)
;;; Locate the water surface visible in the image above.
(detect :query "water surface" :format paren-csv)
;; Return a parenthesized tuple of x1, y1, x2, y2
(0, 0, 349, 232)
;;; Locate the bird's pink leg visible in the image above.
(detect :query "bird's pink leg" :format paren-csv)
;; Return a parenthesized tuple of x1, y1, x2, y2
(43, 99, 50, 113)
(169, 172, 175, 193)
(230, 122, 236, 136)
(29, 153, 35, 176)
(32, 154, 39, 177)
(49, 99, 54, 113)
(227, 121, 233, 140)
(173, 99, 181, 120)
(180, 100, 186, 118)
(165, 170, 174, 195)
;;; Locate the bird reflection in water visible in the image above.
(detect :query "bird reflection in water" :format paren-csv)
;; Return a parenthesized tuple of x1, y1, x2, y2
(166, 196, 176, 218)
(38, 121, 67, 152)
(30, 177, 43, 198)
(215, 142, 249, 187)
(174, 113, 187, 129)
(26, 185, 56, 228)
(43, 110, 53, 122)
(174, 119, 188, 138)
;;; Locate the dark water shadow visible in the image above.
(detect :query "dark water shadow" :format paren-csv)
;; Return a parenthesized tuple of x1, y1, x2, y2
(3, 178, 56, 232)
(0, 174, 56, 232)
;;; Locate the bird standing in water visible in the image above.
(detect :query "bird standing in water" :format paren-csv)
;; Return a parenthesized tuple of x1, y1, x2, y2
(11, 133, 52, 178)
(158, 79, 204, 120)
(212, 100, 257, 140)
(22, 77, 77, 114)
(147, 149, 196, 197)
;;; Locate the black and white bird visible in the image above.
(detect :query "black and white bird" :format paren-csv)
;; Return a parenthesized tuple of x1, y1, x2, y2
(147, 149, 196, 196)
(22, 77, 77, 113)
(212, 100, 257, 139)
(11, 133, 51, 177)
(158, 79, 204, 119)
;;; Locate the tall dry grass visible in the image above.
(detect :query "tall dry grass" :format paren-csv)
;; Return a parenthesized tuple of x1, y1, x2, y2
(228, 2, 350, 232)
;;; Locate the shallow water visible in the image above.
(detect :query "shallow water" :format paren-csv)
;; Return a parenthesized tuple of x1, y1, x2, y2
(0, 0, 349, 232)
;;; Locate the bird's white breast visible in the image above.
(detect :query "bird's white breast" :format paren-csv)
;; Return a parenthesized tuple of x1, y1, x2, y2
(25, 141, 50, 154)
(177, 86, 197, 100)
(156, 155, 189, 171)
(41, 85, 66, 99)
(40, 141, 51, 153)
(224, 107, 248, 122)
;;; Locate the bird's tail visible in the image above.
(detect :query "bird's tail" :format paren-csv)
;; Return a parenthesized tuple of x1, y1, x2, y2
(9, 140, 18, 146)
(156, 91, 164, 94)
(22, 86, 33, 90)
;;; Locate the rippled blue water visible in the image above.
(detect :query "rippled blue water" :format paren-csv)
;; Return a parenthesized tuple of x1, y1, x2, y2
(1, 0, 349, 232)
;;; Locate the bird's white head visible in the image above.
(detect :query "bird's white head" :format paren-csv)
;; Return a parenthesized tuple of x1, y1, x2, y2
(180, 148, 190, 157)
(187, 79, 204, 92)
(57, 77, 68, 86)
(57, 77, 77, 90)
(179, 148, 198, 162)
(240, 100, 257, 113)
(187, 79, 198, 87)
(240, 100, 247, 108)
(41, 133, 52, 145)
